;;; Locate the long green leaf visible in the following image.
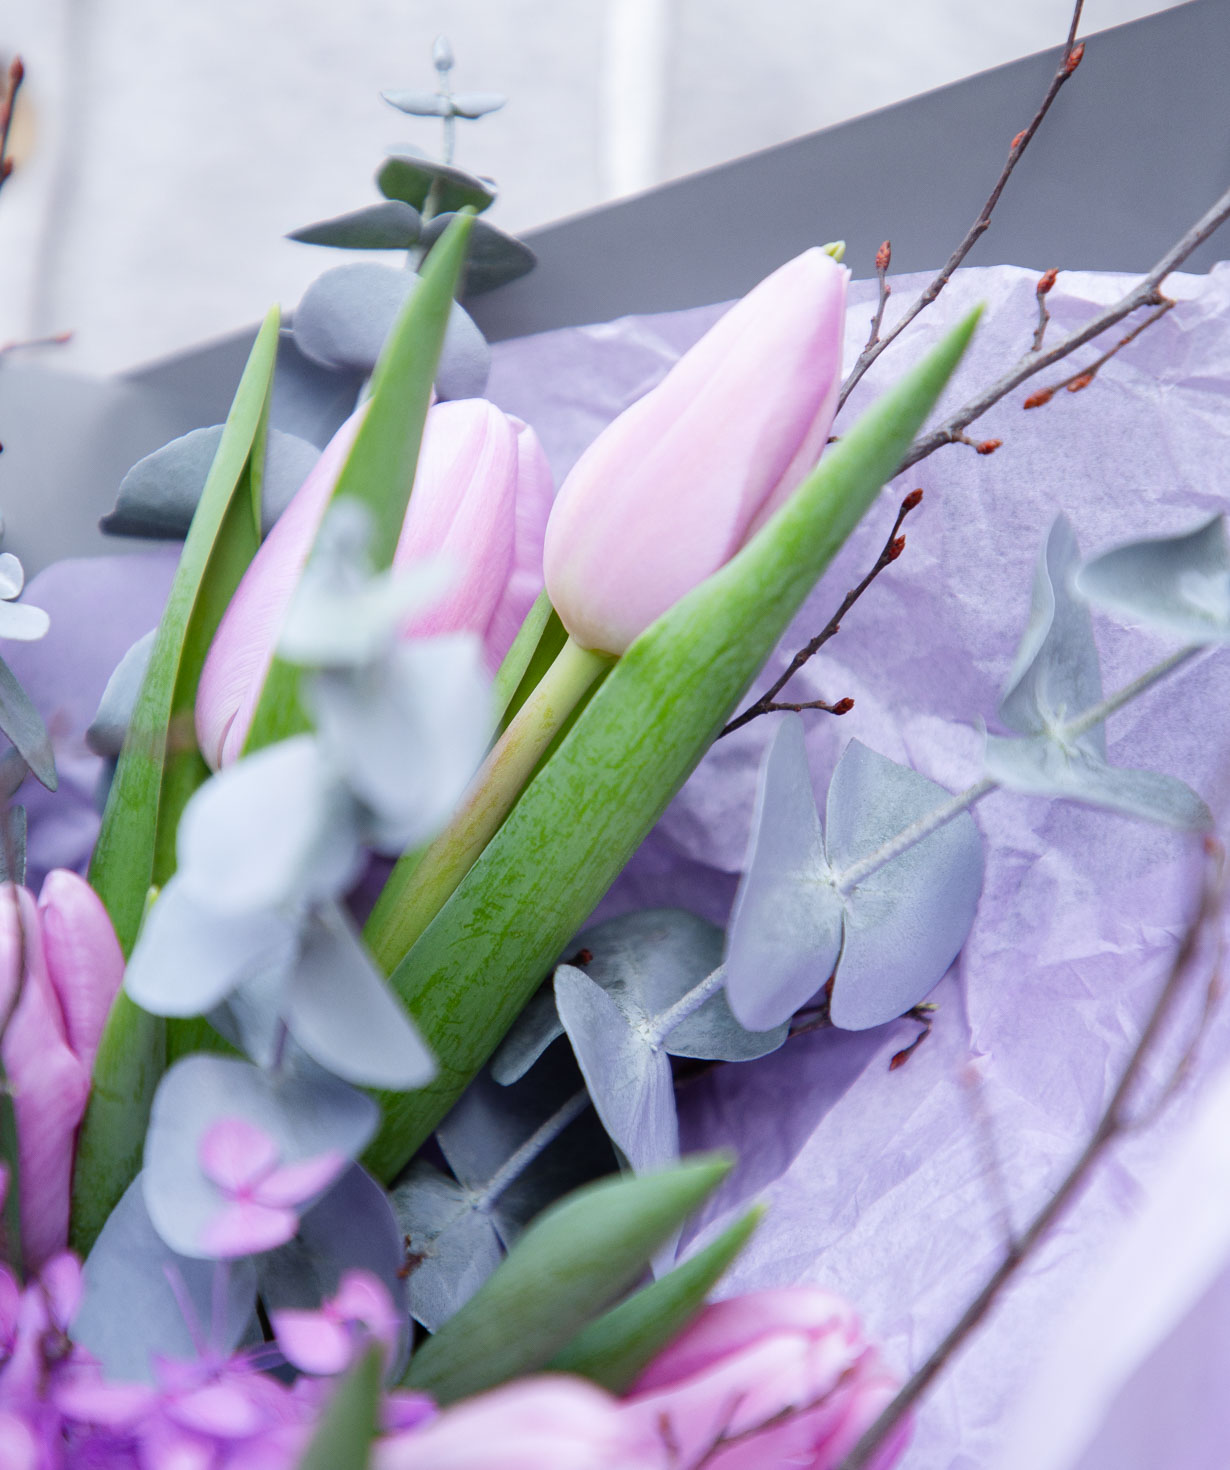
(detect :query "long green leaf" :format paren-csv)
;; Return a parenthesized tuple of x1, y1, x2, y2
(72, 310, 279, 1255)
(244, 211, 475, 756)
(544, 1206, 762, 1392)
(295, 1343, 383, 1470)
(403, 1153, 732, 1404)
(365, 309, 980, 1179)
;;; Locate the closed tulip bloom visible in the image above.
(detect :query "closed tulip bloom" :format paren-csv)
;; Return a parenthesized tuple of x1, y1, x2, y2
(0, 871, 124, 1269)
(619, 1288, 909, 1470)
(195, 398, 553, 768)
(543, 247, 849, 655)
(375, 1377, 665, 1470)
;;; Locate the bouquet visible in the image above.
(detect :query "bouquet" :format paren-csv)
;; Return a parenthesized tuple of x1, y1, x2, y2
(0, 12, 1228, 1466)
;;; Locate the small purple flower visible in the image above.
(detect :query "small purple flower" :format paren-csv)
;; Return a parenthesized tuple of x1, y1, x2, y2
(273, 1270, 401, 1376)
(196, 1118, 347, 1258)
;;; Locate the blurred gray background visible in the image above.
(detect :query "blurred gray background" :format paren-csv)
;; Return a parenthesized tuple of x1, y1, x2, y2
(0, 0, 1188, 375)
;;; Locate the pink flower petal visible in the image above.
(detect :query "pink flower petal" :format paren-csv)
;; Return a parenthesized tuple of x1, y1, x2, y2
(38, 1248, 84, 1330)
(482, 415, 554, 670)
(37, 868, 125, 1074)
(198, 1200, 298, 1258)
(252, 1149, 346, 1209)
(272, 1308, 354, 1376)
(168, 1378, 267, 1439)
(329, 1269, 399, 1348)
(198, 1117, 280, 1193)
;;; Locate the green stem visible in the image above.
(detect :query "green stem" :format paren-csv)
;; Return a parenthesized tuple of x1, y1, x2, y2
(365, 637, 611, 971)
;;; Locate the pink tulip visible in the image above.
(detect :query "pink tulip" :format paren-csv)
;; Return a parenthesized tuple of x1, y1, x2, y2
(195, 399, 554, 768)
(375, 1377, 665, 1470)
(619, 1288, 909, 1470)
(0, 871, 124, 1269)
(542, 248, 848, 655)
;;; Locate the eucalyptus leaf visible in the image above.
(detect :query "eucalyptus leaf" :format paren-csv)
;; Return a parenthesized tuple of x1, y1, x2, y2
(292, 261, 490, 397)
(402, 1153, 733, 1403)
(75, 1176, 257, 1381)
(1074, 515, 1230, 643)
(376, 153, 495, 214)
(295, 1343, 383, 1470)
(289, 200, 422, 251)
(259, 1163, 410, 1374)
(284, 903, 436, 1090)
(379, 90, 453, 117)
(86, 630, 156, 759)
(555, 965, 678, 1173)
(0, 806, 26, 886)
(545, 1207, 762, 1392)
(391, 1161, 503, 1332)
(984, 732, 1212, 829)
(0, 653, 56, 790)
(143, 1053, 378, 1259)
(448, 91, 507, 119)
(724, 716, 843, 1032)
(421, 213, 536, 295)
(826, 740, 984, 1031)
(365, 310, 981, 1179)
(0, 553, 22, 600)
(102, 425, 320, 541)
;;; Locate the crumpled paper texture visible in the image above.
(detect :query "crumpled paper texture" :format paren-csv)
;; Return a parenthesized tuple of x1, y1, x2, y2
(11, 261, 1230, 1468)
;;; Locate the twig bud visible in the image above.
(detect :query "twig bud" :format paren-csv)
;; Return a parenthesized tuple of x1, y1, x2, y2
(8, 57, 24, 86)
(887, 535, 906, 561)
(901, 488, 923, 511)
(1036, 267, 1059, 296)
(1063, 41, 1085, 75)
(830, 698, 855, 716)
(1023, 388, 1054, 410)
(974, 438, 1002, 456)
(1010, 128, 1027, 152)
(875, 240, 892, 272)
(1066, 372, 1095, 393)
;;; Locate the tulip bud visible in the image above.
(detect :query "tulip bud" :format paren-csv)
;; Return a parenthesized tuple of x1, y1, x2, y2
(619, 1287, 909, 1470)
(543, 248, 849, 656)
(0, 871, 124, 1269)
(196, 399, 553, 769)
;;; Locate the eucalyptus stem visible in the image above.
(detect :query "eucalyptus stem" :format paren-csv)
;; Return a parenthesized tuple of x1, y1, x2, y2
(1064, 646, 1201, 740)
(365, 637, 612, 971)
(649, 967, 727, 1049)
(474, 1088, 590, 1213)
(835, 779, 995, 895)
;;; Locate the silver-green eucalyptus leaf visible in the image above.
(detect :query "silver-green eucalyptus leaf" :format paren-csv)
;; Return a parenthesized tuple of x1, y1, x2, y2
(0, 653, 56, 790)
(289, 200, 423, 251)
(392, 1161, 503, 1331)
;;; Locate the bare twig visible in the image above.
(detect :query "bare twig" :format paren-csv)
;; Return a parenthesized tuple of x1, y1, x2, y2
(0, 331, 74, 358)
(836, 841, 1226, 1470)
(0, 56, 25, 196)
(720, 489, 924, 737)
(900, 181, 1230, 472)
(888, 1003, 936, 1071)
(1030, 268, 1060, 352)
(860, 241, 893, 355)
(836, 4, 1086, 413)
(1023, 295, 1176, 409)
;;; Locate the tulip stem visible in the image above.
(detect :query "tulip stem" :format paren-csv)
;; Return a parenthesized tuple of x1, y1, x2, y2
(365, 637, 612, 973)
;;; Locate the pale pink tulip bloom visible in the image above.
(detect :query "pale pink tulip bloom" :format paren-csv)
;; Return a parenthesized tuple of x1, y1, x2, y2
(619, 1287, 909, 1470)
(196, 400, 553, 768)
(543, 247, 849, 655)
(0, 871, 124, 1269)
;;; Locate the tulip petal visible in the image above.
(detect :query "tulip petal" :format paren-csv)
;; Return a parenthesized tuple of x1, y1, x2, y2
(37, 868, 124, 1075)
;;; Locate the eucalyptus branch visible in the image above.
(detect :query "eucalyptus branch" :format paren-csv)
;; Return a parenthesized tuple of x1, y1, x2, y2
(836, 2, 1086, 414)
(900, 179, 1230, 472)
(836, 841, 1225, 1470)
(720, 489, 923, 737)
(474, 1087, 590, 1212)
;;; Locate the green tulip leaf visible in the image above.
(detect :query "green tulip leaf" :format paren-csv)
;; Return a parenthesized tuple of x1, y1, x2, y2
(295, 1342, 384, 1470)
(545, 1206, 762, 1392)
(402, 1153, 732, 1404)
(244, 212, 475, 756)
(364, 309, 980, 1179)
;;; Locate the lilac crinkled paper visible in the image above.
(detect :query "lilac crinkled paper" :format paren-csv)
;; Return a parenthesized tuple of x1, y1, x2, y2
(489, 263, 1230, 1470)
(12, 262, 1230, 1469)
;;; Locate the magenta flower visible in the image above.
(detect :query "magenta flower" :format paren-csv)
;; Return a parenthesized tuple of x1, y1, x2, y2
(542, 247, 848, 655)
(272, 1269, 401, 1376)
(618, 1288, 909, 1470)
(195, 1117, 347, 1258)
(0, 872, 124, 1270)
(196, 398, 554, 768)
(375, 1376, 666, 1470)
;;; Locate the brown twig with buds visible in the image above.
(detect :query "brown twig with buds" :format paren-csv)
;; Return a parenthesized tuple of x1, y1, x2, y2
(836, 839, 1226, 1470)
(720, 489, 923, 737)
(836, 4, 1086, 415)
(0, 56, 25, 197)
(1022, 294, 1176, 409)
(1030, 267, 1060, 352)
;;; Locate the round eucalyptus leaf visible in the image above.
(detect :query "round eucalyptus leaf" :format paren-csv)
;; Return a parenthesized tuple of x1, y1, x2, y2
(392, 1161, 503, 1332)
(76, 1176, 257, 1382)
(0, 552, 25, 600)
(449, 91, 507, 119)
(1074, 514, 1230, 644)
(86, 628, 156, 758)
(143, 1053, 378, 1259)
(376, 153, 495, 214)
(379, 90, 452, 117)
(421, 214, 536, 295)
(292, 262, 491, 397)
(826, 740, 984, 1032)
(284, 903, 436, 1090)
(724, 716, 843, 1032)
(490, 985, 564, 1086)
(999, 516, 1102, 740)
(289, 200, 423, 251)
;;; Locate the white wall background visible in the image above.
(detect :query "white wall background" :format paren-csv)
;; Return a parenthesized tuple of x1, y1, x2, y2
(0, 0, 1187, 375)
